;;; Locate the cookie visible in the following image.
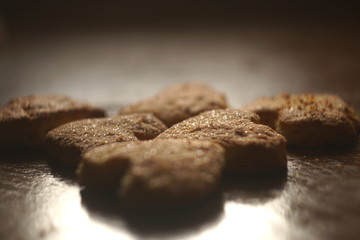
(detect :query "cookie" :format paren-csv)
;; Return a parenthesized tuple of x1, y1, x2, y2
(242, 94, 360, 147)
(119, 83, 228, 127)
(0, 95, 105, 147)
(78, 139, 225, 208)
(241, 95, 285, 129)
(157, 109, 287, 173)
(46, 113, 167, 166)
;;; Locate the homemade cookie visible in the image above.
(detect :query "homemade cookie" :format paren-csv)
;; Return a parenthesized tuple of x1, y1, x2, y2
(46, 113, 167, 166)
(242, 94, 360, 147)
(157, 109, 287, 173)
(79, 139, 225, 208)
(119, 83, 228, 126)
(0, 95, 105, 147)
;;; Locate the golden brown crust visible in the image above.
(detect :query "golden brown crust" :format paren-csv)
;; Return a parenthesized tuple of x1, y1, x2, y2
(46, 113, 167, 166)
(78, 139, 225, 209)
(119, 83, 228, 127)
(0, 95, 105, 146)
(242, 94, 360, 147)
(157, 109, 287, 173)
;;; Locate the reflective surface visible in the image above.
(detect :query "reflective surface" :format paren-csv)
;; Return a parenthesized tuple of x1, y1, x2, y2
(1, 145, 360, 240)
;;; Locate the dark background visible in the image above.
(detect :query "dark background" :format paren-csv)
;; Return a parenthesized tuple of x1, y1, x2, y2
(0, 1, 359, 107)
(1, 1, 360, 31)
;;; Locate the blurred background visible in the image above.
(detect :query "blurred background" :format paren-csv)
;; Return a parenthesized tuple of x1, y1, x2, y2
(1, 0, 360, 107)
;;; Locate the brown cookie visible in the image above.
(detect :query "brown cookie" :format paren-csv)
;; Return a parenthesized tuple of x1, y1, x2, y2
(241, 95, 285, 129)
(242, 94, 360, 147)
(119, 83, 228, 127)
(78, 139, 225, 208)
(0, 95, 105, 147)
(46, 113, 167, 166)
(157, 109, 287, 173)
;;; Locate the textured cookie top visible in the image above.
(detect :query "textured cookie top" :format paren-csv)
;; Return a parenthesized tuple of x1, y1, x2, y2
(242, 95, 285, 113)
(281, 94, 360, 130)
(242, 93, 360, 147)
(156, 108, 260, 132)
(94, 139, 225, 207)
(119, 83, 228, 126)
(157, 109, 284, 148)
(82, 139, 224, 172)
(46, 113, 167, 152)
(79, 139, 225, 207)
(0, 95, 105, 121)
(243, 93, 360, 134)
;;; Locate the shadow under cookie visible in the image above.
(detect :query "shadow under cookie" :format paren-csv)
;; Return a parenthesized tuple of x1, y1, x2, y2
(80, 187, 224, 239)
